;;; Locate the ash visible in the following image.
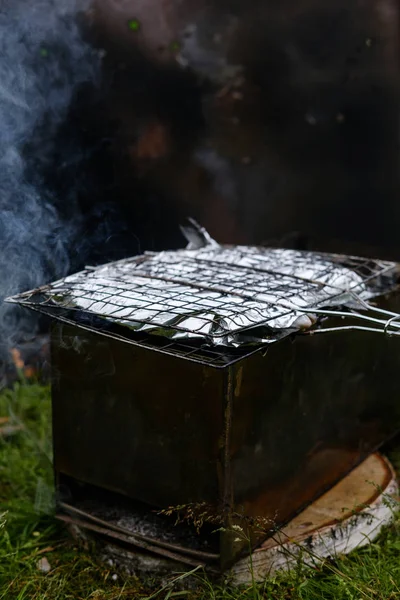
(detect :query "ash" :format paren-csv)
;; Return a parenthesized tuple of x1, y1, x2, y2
(75, 497, 217, 552)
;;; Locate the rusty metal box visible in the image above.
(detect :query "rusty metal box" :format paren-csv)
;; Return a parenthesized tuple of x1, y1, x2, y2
(8, 240, 400, 568)
(50, 305, 400, 567)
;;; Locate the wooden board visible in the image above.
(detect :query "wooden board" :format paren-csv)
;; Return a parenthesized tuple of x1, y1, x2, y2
(231, 453, 398, 584)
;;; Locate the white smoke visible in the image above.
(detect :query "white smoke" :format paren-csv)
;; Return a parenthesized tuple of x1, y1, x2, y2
(0, 0, 101, 356)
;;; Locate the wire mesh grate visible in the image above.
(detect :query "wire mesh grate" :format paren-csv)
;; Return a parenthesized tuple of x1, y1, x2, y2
(6, 244, 400, 362)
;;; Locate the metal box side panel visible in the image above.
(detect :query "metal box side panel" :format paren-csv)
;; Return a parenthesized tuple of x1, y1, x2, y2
(51, 324, 225, 508)
(229, 323, 400, 530)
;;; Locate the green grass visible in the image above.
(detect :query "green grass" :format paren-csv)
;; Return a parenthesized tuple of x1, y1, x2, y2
(1, 381, 400, 599)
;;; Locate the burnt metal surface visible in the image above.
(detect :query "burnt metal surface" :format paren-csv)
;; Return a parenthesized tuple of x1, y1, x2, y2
(51, 290, 400, 568)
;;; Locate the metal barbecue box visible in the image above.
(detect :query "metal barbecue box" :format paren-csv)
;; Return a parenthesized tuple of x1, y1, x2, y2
(7, 223, 400, 570)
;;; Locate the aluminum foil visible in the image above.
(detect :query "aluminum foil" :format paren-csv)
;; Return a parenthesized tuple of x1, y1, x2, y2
(17, 234, 396, 347)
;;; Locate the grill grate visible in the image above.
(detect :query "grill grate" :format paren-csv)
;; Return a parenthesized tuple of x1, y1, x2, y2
(35, 307, 262, 367)
(6, 233, 400, 365)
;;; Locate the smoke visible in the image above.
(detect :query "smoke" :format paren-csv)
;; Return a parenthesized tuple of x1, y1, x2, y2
(0, 0, 101, 357)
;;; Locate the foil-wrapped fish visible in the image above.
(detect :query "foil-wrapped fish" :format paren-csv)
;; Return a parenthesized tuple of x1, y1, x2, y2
(7, 221, 398, 347)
